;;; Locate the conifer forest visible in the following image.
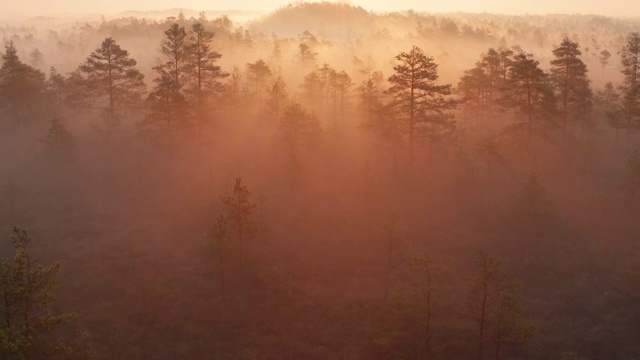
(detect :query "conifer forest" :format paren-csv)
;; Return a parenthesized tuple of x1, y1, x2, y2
(2, 2, 640, 359)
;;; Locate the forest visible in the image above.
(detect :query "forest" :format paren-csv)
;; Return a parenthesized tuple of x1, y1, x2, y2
(1, 2, 640, 359)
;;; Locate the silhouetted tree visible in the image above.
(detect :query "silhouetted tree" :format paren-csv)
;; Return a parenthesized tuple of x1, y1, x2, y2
(598, 82, 620, 107)
(301, 69, 324, 112)
(40, 117, 75, 162)
(358, 70, 384, 124)
(387, 46, 456, 164)
(599, 49, 611, 75)
(619, 32, 640, 148)
(333, 70, 353, 125)
(46, 67, 67, 111)
(144, 23, 190, 140)
(549, 38, 591, 140)
(221, 178, 256, 260)
(519, 171, 549, 219)
(458, 47, 512, 124)
(458, 66, 490, 124)
(28, 48, 43, 69)
(504, 52, 556, 151)
(0, 42, 46, 127)
(187, 22, 229, 148)
(246, 59, 272, 113)
(279, 102, 322, 189)
(265, 76, 288, 121)
(0, 227, 68, 359)
(298, 43, 317, 69)
(78, 37, 145, 142)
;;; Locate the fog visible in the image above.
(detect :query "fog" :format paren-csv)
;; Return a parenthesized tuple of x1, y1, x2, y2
(1, 2, 640, 359)
(4, 0, 640, 17)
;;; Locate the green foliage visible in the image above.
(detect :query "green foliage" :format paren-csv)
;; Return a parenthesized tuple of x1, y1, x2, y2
(0, 227, 69, 359)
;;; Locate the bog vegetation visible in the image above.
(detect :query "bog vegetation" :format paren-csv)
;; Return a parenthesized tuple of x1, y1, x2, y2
(1, 3, 640, 359)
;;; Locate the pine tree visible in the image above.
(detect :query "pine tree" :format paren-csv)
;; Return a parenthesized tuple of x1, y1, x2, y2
(504, 51, 556, 148)
(28, 48, 43, 69)
(78, 37, 146, 142)
(458, 47, 512, 124)
(519, 171, 549, 218)
(246, 59, 272, 113)
(598, 82, 620, 107)
(298, 43, 317, 69)
(0, 227, 69, 359)
(40, 117, 75, 162)
(301, 69, 325, 112)
(599, 49, 611, 74)
(186, 22, 228, 148)
(333, 70, 353, 125)
(458, 66, 490, 124)
(265, 76, 288, 122)
(279, 102, 323, 189)
(387, 46, 456, 164)
(549, 38, 591, 140)
(619, 32, 640, 148)
(144, 23, 190, 140)
(0, 42, 46, 127)
(459, 47, 513, 125)
(220, 178, 256, 260)
(358, 70, 384, 124)
(46, 67, 67, 111)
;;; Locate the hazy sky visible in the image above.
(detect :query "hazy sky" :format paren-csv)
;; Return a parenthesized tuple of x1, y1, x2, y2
(2, 0, 640, 18)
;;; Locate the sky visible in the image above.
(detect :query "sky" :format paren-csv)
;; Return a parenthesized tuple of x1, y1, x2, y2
(2, 0, 640, 18)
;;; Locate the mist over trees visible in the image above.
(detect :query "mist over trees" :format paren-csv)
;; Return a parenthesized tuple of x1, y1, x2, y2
(2, 3, 640, 359)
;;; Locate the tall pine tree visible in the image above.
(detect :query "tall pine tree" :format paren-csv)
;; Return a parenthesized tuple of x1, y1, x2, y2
(619, 32, 640, 148)
(549, 37, 591, 140)
(186, 22, 228, 148)
(78, 37, 146, 142)
(387, 46, 455, 165)
(144, 23, 190, 140)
